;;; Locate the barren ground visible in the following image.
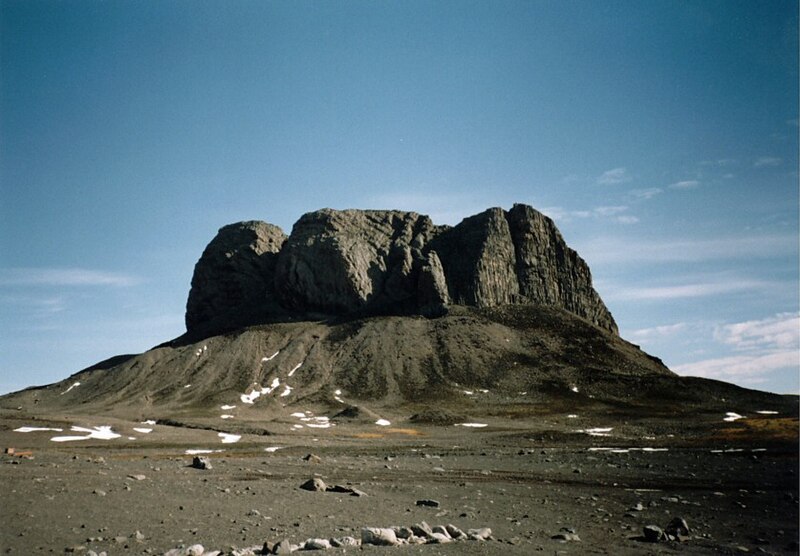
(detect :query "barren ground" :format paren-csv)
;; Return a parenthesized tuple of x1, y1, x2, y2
(1, 405, 797, 555)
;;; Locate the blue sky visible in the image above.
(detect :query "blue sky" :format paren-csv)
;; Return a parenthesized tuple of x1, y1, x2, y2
(1, 0, 797, 395)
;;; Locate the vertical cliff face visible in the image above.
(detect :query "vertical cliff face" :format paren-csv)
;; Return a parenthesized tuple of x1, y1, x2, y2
(185, 221, 287, 336)
(185, 204, 618, 336)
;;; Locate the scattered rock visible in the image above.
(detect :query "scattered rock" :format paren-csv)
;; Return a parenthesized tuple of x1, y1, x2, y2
(127, 474, 146, 481)
(303, 538, 332, 550)
(362, 527, 401, 546)
(468, 527, 493, 541)
(329, 537, 359, 548)
(665, 516, 690, 537)
(303, 453, 322, 464)
(272, 539, 295, 554)
(299, 477, 327, 492)
(416, 499, 440, 507)
(643, 525, 667, 543)
(191, 456, 212, 470)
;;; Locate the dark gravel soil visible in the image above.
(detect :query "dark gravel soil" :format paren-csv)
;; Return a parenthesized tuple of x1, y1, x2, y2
(1, 406, 797, 555)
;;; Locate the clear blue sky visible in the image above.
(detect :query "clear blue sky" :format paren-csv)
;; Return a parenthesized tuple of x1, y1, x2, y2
(1, 0, 797, 395)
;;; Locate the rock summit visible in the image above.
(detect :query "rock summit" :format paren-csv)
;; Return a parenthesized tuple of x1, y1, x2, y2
(186, 204, 617, 338)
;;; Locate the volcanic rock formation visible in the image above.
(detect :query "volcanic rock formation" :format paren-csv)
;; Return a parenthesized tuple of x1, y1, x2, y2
(185, 204, 617, 337)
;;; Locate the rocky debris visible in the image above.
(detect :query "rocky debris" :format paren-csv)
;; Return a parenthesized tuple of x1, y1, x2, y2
(191, 456, 212, 470)
(643, 525, 667, 542)
(416, 498, 440, 507)
(301, 453, 321, 464)
(298, 477, 326, 492)
(552, 527, 581, 542)
(642, 516, 691, 543)
(162, 522, 491, 554)
(298, 477, 366, 496)
(186, 220, 287, 336)
(186, 204, 617, 336)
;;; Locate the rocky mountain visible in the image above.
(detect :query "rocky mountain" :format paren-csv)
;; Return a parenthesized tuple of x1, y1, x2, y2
(185, 204, 617, 338)
(3, 203, 795, 420)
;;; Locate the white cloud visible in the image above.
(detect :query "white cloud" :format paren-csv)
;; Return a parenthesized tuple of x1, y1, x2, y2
(630, 322, 687, 340)
(630, 187, 663, 200)
(699, 158, 738, 167)
(605, 279, 770, 301)
(673, 312, 799, 388)
(577, 234, 797, 265)
(543, 205, 637, 224)
(593, 205, 628, 217)
(0, 268, 141, 287)
(596, 167, 631, 185)
(754, 157, 783, 167)
(668, 180, 700, 189)
(674, 351, 797, 384)
(714, 312, 799, 352)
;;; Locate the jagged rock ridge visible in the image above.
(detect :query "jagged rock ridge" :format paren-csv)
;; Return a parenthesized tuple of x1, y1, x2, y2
(185, 204, 617, 337)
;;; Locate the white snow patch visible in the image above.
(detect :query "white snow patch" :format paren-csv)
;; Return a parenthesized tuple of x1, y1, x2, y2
(288, 362, 302, 377)
(220, 404, 236, 410)
(264, 446, 284, 453)
(455, 423, 488, 428)
(240, 377, 281, 404)
(132, 427, 152, 434)
(588, 447, 668, 453)
(723, 412, 744, 422)
(567, 414, 578, 419)
(375, 419, 391, 426)
(280, 385, 293, 397)
(143, 420, 156, 425)
(570, 385, 579, 393)
(218, 432, 241, 444)
(185, 449, 224, 455)
(463, 390, 474, 395)
(14, 426, 63, 433)
(756, 410, 779, 415)
(262, 350, 280, 362)
(306, 423, 331, 429)
(50, 426, 121, 443)
(576, 427, 613, 437)
(220, 415, 234, 419)
(479, 389, 489, 394)
(292, 424, 304, 429)
(60, 382, 80, 395)
(290, 412, 306, 418)
(184, 384, 192, 389)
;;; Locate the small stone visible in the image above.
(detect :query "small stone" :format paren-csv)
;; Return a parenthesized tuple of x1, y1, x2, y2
(362, 527, 400, 546)
(467, 527, 493, 541)
(665, 516, 690, 537)
(630, 502, 645, 511)
(133, 530, 145, 541)
(191, 456, 212, 470)
(303, 538, 331, 550)
(643, 525, 665, 543)
(416, 499, 440, 508)
(93, 489, 106, 496)
(428, 532, 452, 543)
(273, 539, 295, 554)
(303, 453, 322, 463)
(299, 477, 327, 492)
(127, 474, 146, 481)
(411, 521, 434, 539)
(185, 545, 204, 556)
(329, 536, 359, 547)
(445, 524, 467, 539)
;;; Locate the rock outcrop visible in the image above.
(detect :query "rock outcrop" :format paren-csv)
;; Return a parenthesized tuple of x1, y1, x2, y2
(185, 204, 617, 336)
(185, 221, 287, 335)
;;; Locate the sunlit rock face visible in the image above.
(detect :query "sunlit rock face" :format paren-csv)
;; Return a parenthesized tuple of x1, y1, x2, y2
(185, 204, 617, 336)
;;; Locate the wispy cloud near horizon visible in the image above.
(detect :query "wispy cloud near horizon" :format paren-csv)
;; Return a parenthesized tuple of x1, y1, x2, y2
(0, 268, 142, 288)
(754, 156, 783, 167)
(577, 233, 798, 265)
(673, 312, 799, 389)
(596, 167, 631, 185)
(604, 278, 771, 301)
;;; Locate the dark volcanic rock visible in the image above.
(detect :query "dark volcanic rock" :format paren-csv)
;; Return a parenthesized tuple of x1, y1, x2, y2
(185, 221, 287, 335)
(274, 208, 440, 316)
(186, 204, 616, 336)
